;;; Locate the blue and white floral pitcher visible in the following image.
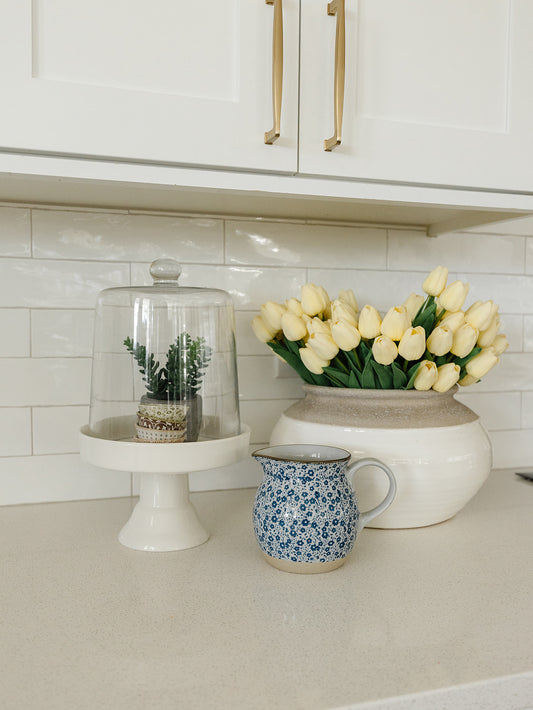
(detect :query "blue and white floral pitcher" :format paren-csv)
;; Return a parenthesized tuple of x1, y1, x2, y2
(252, 444, 396, 574)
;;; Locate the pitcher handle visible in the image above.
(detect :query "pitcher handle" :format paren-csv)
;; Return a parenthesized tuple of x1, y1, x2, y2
(346, 457, 396, 530)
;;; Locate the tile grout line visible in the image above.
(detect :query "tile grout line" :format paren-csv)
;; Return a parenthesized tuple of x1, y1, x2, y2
(29, 207, 33, 259)
(30, 407, 34, 456)
(223, 219, 227, 265)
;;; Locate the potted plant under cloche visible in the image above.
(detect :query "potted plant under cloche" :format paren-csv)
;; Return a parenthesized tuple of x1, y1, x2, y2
(125, 332, 212, 443)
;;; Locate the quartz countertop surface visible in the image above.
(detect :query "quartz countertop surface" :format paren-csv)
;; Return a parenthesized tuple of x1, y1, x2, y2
(2, 470, 533, 710)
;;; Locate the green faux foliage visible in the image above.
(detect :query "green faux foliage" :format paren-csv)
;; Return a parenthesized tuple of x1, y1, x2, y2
(124, 333, 212, 400)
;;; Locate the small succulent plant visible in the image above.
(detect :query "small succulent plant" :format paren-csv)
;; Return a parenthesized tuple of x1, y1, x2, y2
(124, 333, 212, 401)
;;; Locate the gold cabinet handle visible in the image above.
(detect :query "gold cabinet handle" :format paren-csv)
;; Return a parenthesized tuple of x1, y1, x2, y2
(265, 0, 283, 144)
(324, 0, 345, 151)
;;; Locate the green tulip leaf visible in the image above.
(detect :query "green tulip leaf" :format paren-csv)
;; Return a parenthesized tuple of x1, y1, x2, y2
(348, 370, 361, 388)
(412, 295, 432, 322)
(284, 337, 301, 357)
(454, 347, 482, 368)
(371, 361, 394, 389)
(404, 362, 422, 389)
(323, 368, 349, 387)
(413, 301, 437, 337)
(267, 340, 315, 385)
(331, 354, 350, 375)
(391, 361, 408, 388)
(345, 348, 363, 372)
(361, 357, 377, 388)
(317, 373, 332, 386)
(358, 340, 371, 362)
(420, 313, 437, 338)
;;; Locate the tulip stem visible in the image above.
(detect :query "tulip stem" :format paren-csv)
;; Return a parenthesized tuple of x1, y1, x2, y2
(345, 348, 362, 371)
(333, 355, 350, 374)
(435, 309, 447, 325)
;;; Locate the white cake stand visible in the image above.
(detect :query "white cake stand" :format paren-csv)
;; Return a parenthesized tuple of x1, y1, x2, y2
(79, 420, 250, 552)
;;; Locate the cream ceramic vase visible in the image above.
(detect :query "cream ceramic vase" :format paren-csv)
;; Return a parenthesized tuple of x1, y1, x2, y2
(270, 385, 492, 529)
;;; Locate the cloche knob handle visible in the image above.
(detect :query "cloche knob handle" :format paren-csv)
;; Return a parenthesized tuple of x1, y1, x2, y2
(150, 258, 182, 285)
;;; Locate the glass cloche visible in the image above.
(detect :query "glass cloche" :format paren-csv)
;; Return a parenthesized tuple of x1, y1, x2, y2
(88, 258, 241, 444)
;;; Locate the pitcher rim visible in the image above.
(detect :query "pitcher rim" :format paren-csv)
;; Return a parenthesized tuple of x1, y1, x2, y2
(252, 444, 351, 464)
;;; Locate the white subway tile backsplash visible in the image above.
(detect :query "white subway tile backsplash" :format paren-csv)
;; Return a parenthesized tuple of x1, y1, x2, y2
(0, 207, 31, 257)
(459, 353, 533, 393)
(490, 430, 533, 469)
(308, 269, 458, 312)
(0, 454, 130, 505)
(455, 392, 521, 431)
(501, 315, 523, 353)
(238, 356, 304, 401)
(521, 392, 533, 429)
(131, 263, 307, 310)
(457, 273, 533, 314)
(524, 316, 533, 352)
(525, 238, 533, 274)
(32, 406, 89, 455)
(190, 450, 263, 492)
(31, 310, 94, 357)
(32, 209, 224, 263)
(0, 408, 32, 456)
(0, 309, 30, 357)
(240, 398, 299, 444)
(132, 445, 263, 495)
(388, 230, 525, 274)
(0, 358, 91, 407)
(0, 259, 129, 308)
(0, 202, 532, 505)
(226, 221, 387, 269)
(235, 311, 268, 356)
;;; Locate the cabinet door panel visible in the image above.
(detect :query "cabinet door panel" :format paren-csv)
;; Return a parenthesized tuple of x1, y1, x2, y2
(0, 0, 299, 172)
(299, 0, 533, 191)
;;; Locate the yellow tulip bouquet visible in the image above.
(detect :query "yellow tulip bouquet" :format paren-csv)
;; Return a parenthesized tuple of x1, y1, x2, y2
(252, 266, 508, 392)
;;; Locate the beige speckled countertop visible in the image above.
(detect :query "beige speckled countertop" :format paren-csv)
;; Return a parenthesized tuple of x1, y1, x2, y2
(1, 471, 533, 710)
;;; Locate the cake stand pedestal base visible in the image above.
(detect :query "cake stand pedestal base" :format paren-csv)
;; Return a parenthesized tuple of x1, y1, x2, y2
(119, 473, 208, 551)
(79, 422, 250, 552)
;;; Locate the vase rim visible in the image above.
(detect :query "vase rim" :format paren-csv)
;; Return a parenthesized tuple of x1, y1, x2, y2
(302, 384, 459, 398)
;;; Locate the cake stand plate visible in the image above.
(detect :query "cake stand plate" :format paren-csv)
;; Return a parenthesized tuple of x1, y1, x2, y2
(79, 423, 250, 552)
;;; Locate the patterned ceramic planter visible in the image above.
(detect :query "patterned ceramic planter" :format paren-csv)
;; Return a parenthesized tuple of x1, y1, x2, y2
(252, 444, 396, 574)
(135, 395, 202, 443)
(270, 385, 492, 529)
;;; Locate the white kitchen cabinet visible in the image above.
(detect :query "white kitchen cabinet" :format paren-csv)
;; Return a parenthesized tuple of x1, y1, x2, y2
(0, 0, 299, 173)
(0, 0, 532, 232)
(299, 0, 533, 192)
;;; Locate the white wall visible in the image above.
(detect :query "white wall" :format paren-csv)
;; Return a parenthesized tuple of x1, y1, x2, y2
(0, 203, 532, 505)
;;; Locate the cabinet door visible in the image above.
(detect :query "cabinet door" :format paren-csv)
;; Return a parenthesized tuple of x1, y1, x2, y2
(0, 0, 299, 173)
(299, 0, 533, 192)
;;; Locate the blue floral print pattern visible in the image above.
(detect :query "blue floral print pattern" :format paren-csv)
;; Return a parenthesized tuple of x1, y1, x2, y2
(253, 456, 359, 564)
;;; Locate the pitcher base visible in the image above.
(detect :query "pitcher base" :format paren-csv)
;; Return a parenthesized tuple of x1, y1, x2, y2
(263, 554, 346, 574)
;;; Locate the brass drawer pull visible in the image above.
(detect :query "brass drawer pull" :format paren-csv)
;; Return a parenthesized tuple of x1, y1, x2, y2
(324, 0, 345, 151)
(265, 0, 283, 144)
